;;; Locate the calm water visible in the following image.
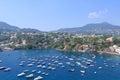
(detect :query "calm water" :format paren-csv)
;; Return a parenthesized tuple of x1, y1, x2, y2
(0, 49, 120, 80)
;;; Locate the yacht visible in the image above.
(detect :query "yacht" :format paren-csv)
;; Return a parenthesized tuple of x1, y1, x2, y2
(26, 74, 34, 78)
(34, 76, 43, 80)
(17, 72, 25, 77)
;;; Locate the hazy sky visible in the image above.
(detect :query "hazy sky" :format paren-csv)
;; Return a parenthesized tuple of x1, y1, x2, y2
(0, 0, 119, 31)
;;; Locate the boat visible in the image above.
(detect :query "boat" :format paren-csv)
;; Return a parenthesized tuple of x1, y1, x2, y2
(94, 72, 97, 74)
(51, 67, 56, 70)
(17, 72, 25, 77)
(98, 66, 102, 69)
(42, 66, 46, 69)
(34, 76, 43, 80)
(80, 70, 85, 74)
(76, 62, 81, 66)
(0, 60, 2, 63)
(27, 63, 33, 67)
(4, 67, 11, 72)
(37, 65, 42, 68)
(19, 63, 24, 66)
(23, 70, 29, 73)
(26, 74, 34, 78)
(69, 58, 74, 61)
(32, 70, 36, 73)
(86, 61, 91, 65)
(68, 69, 75, 72)
(45, 73, 49, 76)
(37, 71, 41, 74)
(0, 67, 6, 70)
(41, 72, 45, 75)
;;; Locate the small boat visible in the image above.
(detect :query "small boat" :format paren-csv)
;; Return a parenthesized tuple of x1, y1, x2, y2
(80, 70, 85, 74)
(4, 68, 11, 72)
(69, 58, 74, 61)
(34, 76, 43, 80)
(86, 62, 91, 65)
(68, 69, 75, 72)
(45, 73, 49, 76)
(19, 63, 24, 66)
(41, 72, 45, 75)
(76, 62, 81, 66)
(0, 67, 6, 70)
(94, 72, 97, 74)
(23, 70, 29, 73)
(37, 71, 41, 74)
(47, 66, 52, 70)
(32, 70, 36, 73)
(37, 65, 42, 68)
(66, 62, 71, 65)
(0, 60, 2, 63)
(42, 66, 46, 69)
(51, 67, 56, 70)
(17, 72, 25, 77)
(26, 74, 34, 78)
(27, 63, 33, 67)
(98, 66, 102, 69)
(61, 65, 65, 68)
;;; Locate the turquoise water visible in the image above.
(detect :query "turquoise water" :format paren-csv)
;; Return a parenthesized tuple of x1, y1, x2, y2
(0, 49, 120, 80)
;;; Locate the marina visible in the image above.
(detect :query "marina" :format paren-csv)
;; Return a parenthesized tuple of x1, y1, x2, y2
(0, 49, 120, 80)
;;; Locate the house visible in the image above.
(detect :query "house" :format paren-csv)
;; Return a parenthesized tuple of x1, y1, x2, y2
(106, 37, 113, 42)
(113, 45, 120, 54)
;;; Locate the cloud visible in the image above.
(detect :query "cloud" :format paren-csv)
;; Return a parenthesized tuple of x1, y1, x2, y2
(88, 9, 108, 19)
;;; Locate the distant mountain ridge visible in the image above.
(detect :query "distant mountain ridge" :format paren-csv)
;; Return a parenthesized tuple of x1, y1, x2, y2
(0, 22, 40, 33)
(56, 22, 120, 36)
(0, 22, 20, 33)
(1, 21, 120, 36)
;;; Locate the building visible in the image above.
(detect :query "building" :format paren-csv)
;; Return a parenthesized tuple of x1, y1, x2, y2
(106, 37, 113, 42)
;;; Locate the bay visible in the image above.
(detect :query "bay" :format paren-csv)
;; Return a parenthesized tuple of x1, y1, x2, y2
(0, 49, 120, 80)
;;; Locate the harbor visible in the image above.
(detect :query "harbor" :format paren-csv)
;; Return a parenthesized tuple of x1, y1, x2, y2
(0, 49, 120, 80)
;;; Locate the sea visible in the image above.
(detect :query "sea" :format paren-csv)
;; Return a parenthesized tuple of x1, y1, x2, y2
(0, 49, 120, 80)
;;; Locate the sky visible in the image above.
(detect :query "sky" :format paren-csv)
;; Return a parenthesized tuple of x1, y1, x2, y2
(0, 0, 120, 31)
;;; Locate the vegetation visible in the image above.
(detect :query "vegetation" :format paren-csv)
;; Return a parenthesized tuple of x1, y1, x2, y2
(0, 30, 120, 53)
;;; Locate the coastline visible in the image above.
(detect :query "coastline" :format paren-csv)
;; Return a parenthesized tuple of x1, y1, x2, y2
(1, 48, 120, 56)
(56, 48, 120, 56)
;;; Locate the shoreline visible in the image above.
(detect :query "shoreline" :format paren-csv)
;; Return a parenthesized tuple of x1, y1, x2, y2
(56, 48, 120, 56)
(1, 48, 120, 56)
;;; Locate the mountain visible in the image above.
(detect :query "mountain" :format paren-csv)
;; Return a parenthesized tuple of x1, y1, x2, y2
(0, 22, 41, 33)
(56, 22, 120, 36)
(0, 22, 20, 33)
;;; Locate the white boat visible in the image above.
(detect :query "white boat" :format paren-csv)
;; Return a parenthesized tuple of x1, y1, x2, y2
(37, 65, 42, 68)
(0, 67, 6, 70)
(19, 63, 24, 66)
(34, 76, 43, 80)
(69, 58, 74, 61)
(45, 73, 49, 76)
(51, 67, 56, 70)
(23, 70, 29, 73)
(94, 71, 97, 74)
(68, 69, 75, 72)
(37, 71, 41, 74)
(76, 62, 81, 66)
(41, 72, 45, 75)
(98, 66, 102, 69)
(42, 66, 46, 69)
(26, 74, 34, 78)
(32, 70, 36, 73)
(17, 72, 25, 77)
(4, 68, 11, 71)
(27, 63, 33, 67)
(0, 60, 2, 63)
(80, 70, 85, 74)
